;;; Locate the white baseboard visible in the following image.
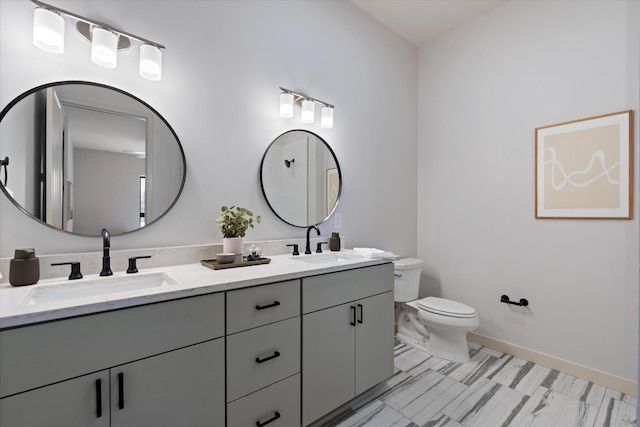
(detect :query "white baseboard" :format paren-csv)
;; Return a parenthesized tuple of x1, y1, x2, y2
(468, 332, 637, 397)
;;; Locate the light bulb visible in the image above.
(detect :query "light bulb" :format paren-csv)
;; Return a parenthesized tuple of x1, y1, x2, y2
(91, 27, 118, 68)
(301, 99, 315, 123)
(280, 92, 294, 118)
(140, 44, 162, 81)
(321, 106, 334, 129)
(33, 7, 65, 54)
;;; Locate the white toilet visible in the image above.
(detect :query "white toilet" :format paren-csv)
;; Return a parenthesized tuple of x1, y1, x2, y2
(393, 258, 479, 363)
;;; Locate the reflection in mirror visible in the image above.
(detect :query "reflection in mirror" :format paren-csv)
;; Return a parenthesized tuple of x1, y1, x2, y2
(0, 81, 185, 236)
(260, 130, 341, 227)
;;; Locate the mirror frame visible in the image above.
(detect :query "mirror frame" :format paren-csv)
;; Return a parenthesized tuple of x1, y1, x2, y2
(0, 80, 187, 237)
(260, 129, 342, 228)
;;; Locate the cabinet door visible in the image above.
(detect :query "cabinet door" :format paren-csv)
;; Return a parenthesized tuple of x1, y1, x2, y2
(355, 291, 395, 395)
(110, 338, 225, 427)
(302, 303, 355, 426)
(0, 371, 109, 427)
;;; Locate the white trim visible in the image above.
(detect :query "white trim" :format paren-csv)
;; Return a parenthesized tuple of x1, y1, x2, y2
(468, 332, 637, 397)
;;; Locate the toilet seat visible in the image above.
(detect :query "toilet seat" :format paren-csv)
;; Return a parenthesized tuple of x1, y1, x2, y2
(417, 297, 477, 319)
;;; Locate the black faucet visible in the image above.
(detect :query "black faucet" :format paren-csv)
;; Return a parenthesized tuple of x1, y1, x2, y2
(100, 228, 113, 276)
(305, 225, 320, 255)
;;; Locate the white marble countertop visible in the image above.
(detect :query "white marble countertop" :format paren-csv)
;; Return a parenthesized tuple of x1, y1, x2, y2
(0, 250, 390, 329)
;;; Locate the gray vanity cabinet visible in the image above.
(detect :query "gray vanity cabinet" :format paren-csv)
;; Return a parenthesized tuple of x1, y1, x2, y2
(0, 293, 226, 427)
(301, 264, 394, 426)
(0, 371, 110, 427)
(0, 341, 225, 427)
(109, 339, 225, 426)
(226, 280, 301, 427)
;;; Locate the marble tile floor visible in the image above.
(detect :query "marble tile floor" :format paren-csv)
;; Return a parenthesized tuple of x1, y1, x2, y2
(324, 340, 637, 427)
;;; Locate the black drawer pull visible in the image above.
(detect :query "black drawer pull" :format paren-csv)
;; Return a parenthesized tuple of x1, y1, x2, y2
(117, 372, 125, 410)
(256, 351, 281, 364)
(256, 411, 281, 427)
(95, 379, 102, 418)
(357, 303, 363, 324)
(255, 301, 281, 310)
(350, 305, 356, 326)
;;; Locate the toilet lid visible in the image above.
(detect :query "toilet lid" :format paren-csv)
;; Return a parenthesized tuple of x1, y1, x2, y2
(417, 297, 477, 318)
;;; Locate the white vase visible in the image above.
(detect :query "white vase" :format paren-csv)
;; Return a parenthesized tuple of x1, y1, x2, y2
(222, 237, 244, 263)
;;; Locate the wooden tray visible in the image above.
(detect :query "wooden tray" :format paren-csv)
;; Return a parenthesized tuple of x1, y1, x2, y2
(200, 257, 271, 270)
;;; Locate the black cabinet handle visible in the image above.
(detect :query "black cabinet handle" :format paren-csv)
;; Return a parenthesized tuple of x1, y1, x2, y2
(117, 372, 124, 410)
(256, 411, 281, 427)
(255, 351, 281, 364)
(255, 301, 281, 310)
(350, 305, 356, 326)
(95, 379, 102, 418)
(357, 304, 363, 324)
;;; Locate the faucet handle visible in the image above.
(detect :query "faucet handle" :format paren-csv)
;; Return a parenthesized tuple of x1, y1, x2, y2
(316, 242, 329, 253)
(286, 244, 299, 256)
(127, 255, 152, 274)
(51, 262, 83, 280)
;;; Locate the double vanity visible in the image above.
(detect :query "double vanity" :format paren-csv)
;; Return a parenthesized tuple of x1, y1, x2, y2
(0, 251, 394, 427)
(0, 80, 383, 426)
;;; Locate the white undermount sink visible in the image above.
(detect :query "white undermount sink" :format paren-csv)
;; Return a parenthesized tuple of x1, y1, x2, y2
(290, 252, 364, 265)
(21, 272, 176, 306)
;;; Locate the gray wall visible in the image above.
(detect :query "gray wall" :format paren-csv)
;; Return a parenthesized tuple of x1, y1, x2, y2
(417, 0, 639, 383)
(0, 0, 418, 257)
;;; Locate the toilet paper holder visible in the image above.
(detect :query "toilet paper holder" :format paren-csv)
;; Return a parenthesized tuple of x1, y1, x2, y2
(500, 294, 529, 307)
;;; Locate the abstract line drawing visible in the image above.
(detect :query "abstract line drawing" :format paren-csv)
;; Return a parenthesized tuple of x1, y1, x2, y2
(535, 110, 632, 219)
(543, 148, 620, 190)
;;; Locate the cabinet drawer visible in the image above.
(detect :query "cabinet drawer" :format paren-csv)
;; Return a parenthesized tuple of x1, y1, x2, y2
(226, 317, 300, 402)
(0, 292, 224, 398)
(302, 263, 393, 313)
(226, 280, 300, 334)
(227, 374, 300, 427)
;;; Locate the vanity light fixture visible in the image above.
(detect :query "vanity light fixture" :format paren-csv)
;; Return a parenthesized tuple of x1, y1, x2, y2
(321, 106, 334, 129)
(279, 87, 334, 129)
(279, 92, 294, 118)
(32, 7, 65, 53)
(301, 99, 315, 124)
(91, 27, 118, 68)
(30, 0, 166, 81)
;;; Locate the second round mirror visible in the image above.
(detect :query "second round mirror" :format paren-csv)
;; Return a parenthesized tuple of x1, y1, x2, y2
(260, 130, 341, 227)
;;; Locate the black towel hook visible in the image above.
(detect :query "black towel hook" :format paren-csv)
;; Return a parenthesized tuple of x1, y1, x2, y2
(284, 158, 295, 168)
(501, 295, 529, 307)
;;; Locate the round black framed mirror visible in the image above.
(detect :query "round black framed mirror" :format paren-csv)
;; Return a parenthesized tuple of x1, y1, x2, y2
(0, 81, 186, 236)
(260, 130, 341, 227)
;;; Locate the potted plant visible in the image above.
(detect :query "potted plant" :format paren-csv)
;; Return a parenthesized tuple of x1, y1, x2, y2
(216, 205, 261, 258)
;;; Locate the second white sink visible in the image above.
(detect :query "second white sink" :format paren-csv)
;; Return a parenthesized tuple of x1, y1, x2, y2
(21, 272, 176, 306)
(290, 252, 363, 265)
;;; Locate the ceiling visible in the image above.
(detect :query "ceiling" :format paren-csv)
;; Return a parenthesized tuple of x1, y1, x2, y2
(350, 0, 509, 47)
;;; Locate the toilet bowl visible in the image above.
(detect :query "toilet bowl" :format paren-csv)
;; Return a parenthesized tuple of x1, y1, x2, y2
(393, 258, 479, 363)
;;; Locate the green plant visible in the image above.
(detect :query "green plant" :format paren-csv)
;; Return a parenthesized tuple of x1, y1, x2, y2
(216, 205, 261, 238)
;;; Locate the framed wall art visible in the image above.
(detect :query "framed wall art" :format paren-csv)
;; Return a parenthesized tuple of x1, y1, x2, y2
(535, 110, 633, 219)
(326, 167, 339, 216)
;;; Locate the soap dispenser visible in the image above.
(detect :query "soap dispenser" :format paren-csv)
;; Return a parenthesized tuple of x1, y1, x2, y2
(9, 248, 40, 286)
(329, 232, 341, 252)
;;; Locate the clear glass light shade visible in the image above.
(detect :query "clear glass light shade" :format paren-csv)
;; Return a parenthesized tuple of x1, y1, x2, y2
(139, 44, 162, 81)
(280, 92, 294, 118)
(301, 99, 315, 123)
(33, 8, 65, 54)
(321, 106, 334, 129)
(91, 27, 118, 68)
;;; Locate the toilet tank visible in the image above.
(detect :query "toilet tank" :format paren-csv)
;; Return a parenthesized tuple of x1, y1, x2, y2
(392, 258, 424, 302)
